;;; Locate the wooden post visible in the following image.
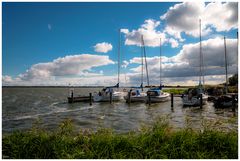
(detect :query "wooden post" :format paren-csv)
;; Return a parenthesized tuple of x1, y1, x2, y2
(89, 93, 92, 105)
(110, 92, 113, 104)
(232, 95, 236, 112)
(200, 94, 203, 109)
(171, 93, 174, 109)
(71, 90, 74, 103)
(148, 93, 151, 105)
(127, 91, 131, 104)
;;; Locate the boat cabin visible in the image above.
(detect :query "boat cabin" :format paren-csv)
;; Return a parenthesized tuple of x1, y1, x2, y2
(130, 88, 141, 96)
(147, 88, 161, 96)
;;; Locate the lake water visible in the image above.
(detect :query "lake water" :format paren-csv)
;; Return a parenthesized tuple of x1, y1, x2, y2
(2, 87, 238, 134)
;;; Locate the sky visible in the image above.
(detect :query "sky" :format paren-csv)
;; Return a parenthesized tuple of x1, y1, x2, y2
(2, 2, 238, 86)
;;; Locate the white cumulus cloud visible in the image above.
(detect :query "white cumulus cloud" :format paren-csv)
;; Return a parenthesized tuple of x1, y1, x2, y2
(16, 54, 114, 82)
(161, 2, 238, 38)
(94, 42, 113, 53)
(121, 19, 166, 47)
(2, 75, 13, 83)
(126, 37, 238, 85)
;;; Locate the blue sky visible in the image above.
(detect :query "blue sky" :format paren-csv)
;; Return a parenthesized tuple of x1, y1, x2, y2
(2, 2, 238, 86)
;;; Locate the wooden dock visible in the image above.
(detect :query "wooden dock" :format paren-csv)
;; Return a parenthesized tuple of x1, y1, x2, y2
(68, 96, 92, 103)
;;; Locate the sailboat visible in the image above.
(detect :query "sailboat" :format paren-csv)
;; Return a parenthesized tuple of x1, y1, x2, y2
(93, 30, 123, 102)
(182, 19, 208, 106)
(124, 35, 148, 103)
(146, 38, 170, 103)
(214, 36, 237, 108)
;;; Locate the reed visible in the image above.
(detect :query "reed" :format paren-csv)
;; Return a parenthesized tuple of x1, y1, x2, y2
(2, 118, 237, 159)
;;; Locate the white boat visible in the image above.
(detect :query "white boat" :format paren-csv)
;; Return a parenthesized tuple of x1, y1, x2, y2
(94, 30, 124, 102)
(93, 84, 123, 102)
(124, 36, 149, 103)
(146, 87, 170, 103)
(182, 88, 208, 106)
(182, 19, 207, 107)
(213, 37, 237, 108)
(124, 88, 147, 102)
(146, 38, 170, 103)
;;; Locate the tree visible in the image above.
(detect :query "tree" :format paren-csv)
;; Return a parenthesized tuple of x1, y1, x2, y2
(229, 74, 238, 86)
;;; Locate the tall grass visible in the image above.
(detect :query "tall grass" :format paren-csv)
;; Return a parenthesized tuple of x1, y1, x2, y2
(2, 118, 238, 159)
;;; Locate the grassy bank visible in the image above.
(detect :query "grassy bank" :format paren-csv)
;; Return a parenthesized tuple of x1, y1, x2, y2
(162, 88, 187, 94)
(2, 118, 238, 159)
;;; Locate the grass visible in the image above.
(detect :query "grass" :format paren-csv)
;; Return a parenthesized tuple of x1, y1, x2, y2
(162, 88, 188, 94)
(2, 118, 238, 159)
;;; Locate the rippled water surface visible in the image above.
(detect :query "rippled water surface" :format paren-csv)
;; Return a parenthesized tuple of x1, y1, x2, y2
(2, 87, 238, 134)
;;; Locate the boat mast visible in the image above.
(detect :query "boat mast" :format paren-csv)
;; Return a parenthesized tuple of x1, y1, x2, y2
(141, 37, 144, 91)
(199, 19, 203, 93)
(200, 19, 205, 89)
(224, 36, 228, 94)
(237, 32, 239, 76)
(117, 29, 121, 86)
(141, 35, 150, 86)
(160, 38, 162, 86)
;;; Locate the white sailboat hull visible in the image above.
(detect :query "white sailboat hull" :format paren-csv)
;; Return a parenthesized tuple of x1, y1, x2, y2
(182, 94, 208, 106)
(93, 92, 123, 102)
(124, 93, 147, 102)
(147, 93, 170, 103)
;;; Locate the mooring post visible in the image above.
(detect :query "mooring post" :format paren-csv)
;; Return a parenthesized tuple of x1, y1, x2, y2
(148, 93, 151, 105)
(200, 94, 203, 109)
(71, 90, 74, 103)
(110, 92, 113, 104)
(232, 95, 236, 112)
(89, 93, 92, 105)
(128, 91, 131, 104)
(181, 94, 184, 98)
(171, 93, 174, 109)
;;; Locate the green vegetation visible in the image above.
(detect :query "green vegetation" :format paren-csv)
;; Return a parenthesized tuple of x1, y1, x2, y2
(204, 85, 238, 94)
(2, 118, 238, 159)
(228, 86, 238, 93)
(229, 74, 238, 86)
(162, 88, 188, 94)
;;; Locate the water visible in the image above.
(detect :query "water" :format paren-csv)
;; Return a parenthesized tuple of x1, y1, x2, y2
(2, 87, 238, 134)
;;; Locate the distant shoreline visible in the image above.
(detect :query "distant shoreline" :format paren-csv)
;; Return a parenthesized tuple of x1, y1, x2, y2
(2, 85, 193, 88)
(2, 86, 105, 88)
